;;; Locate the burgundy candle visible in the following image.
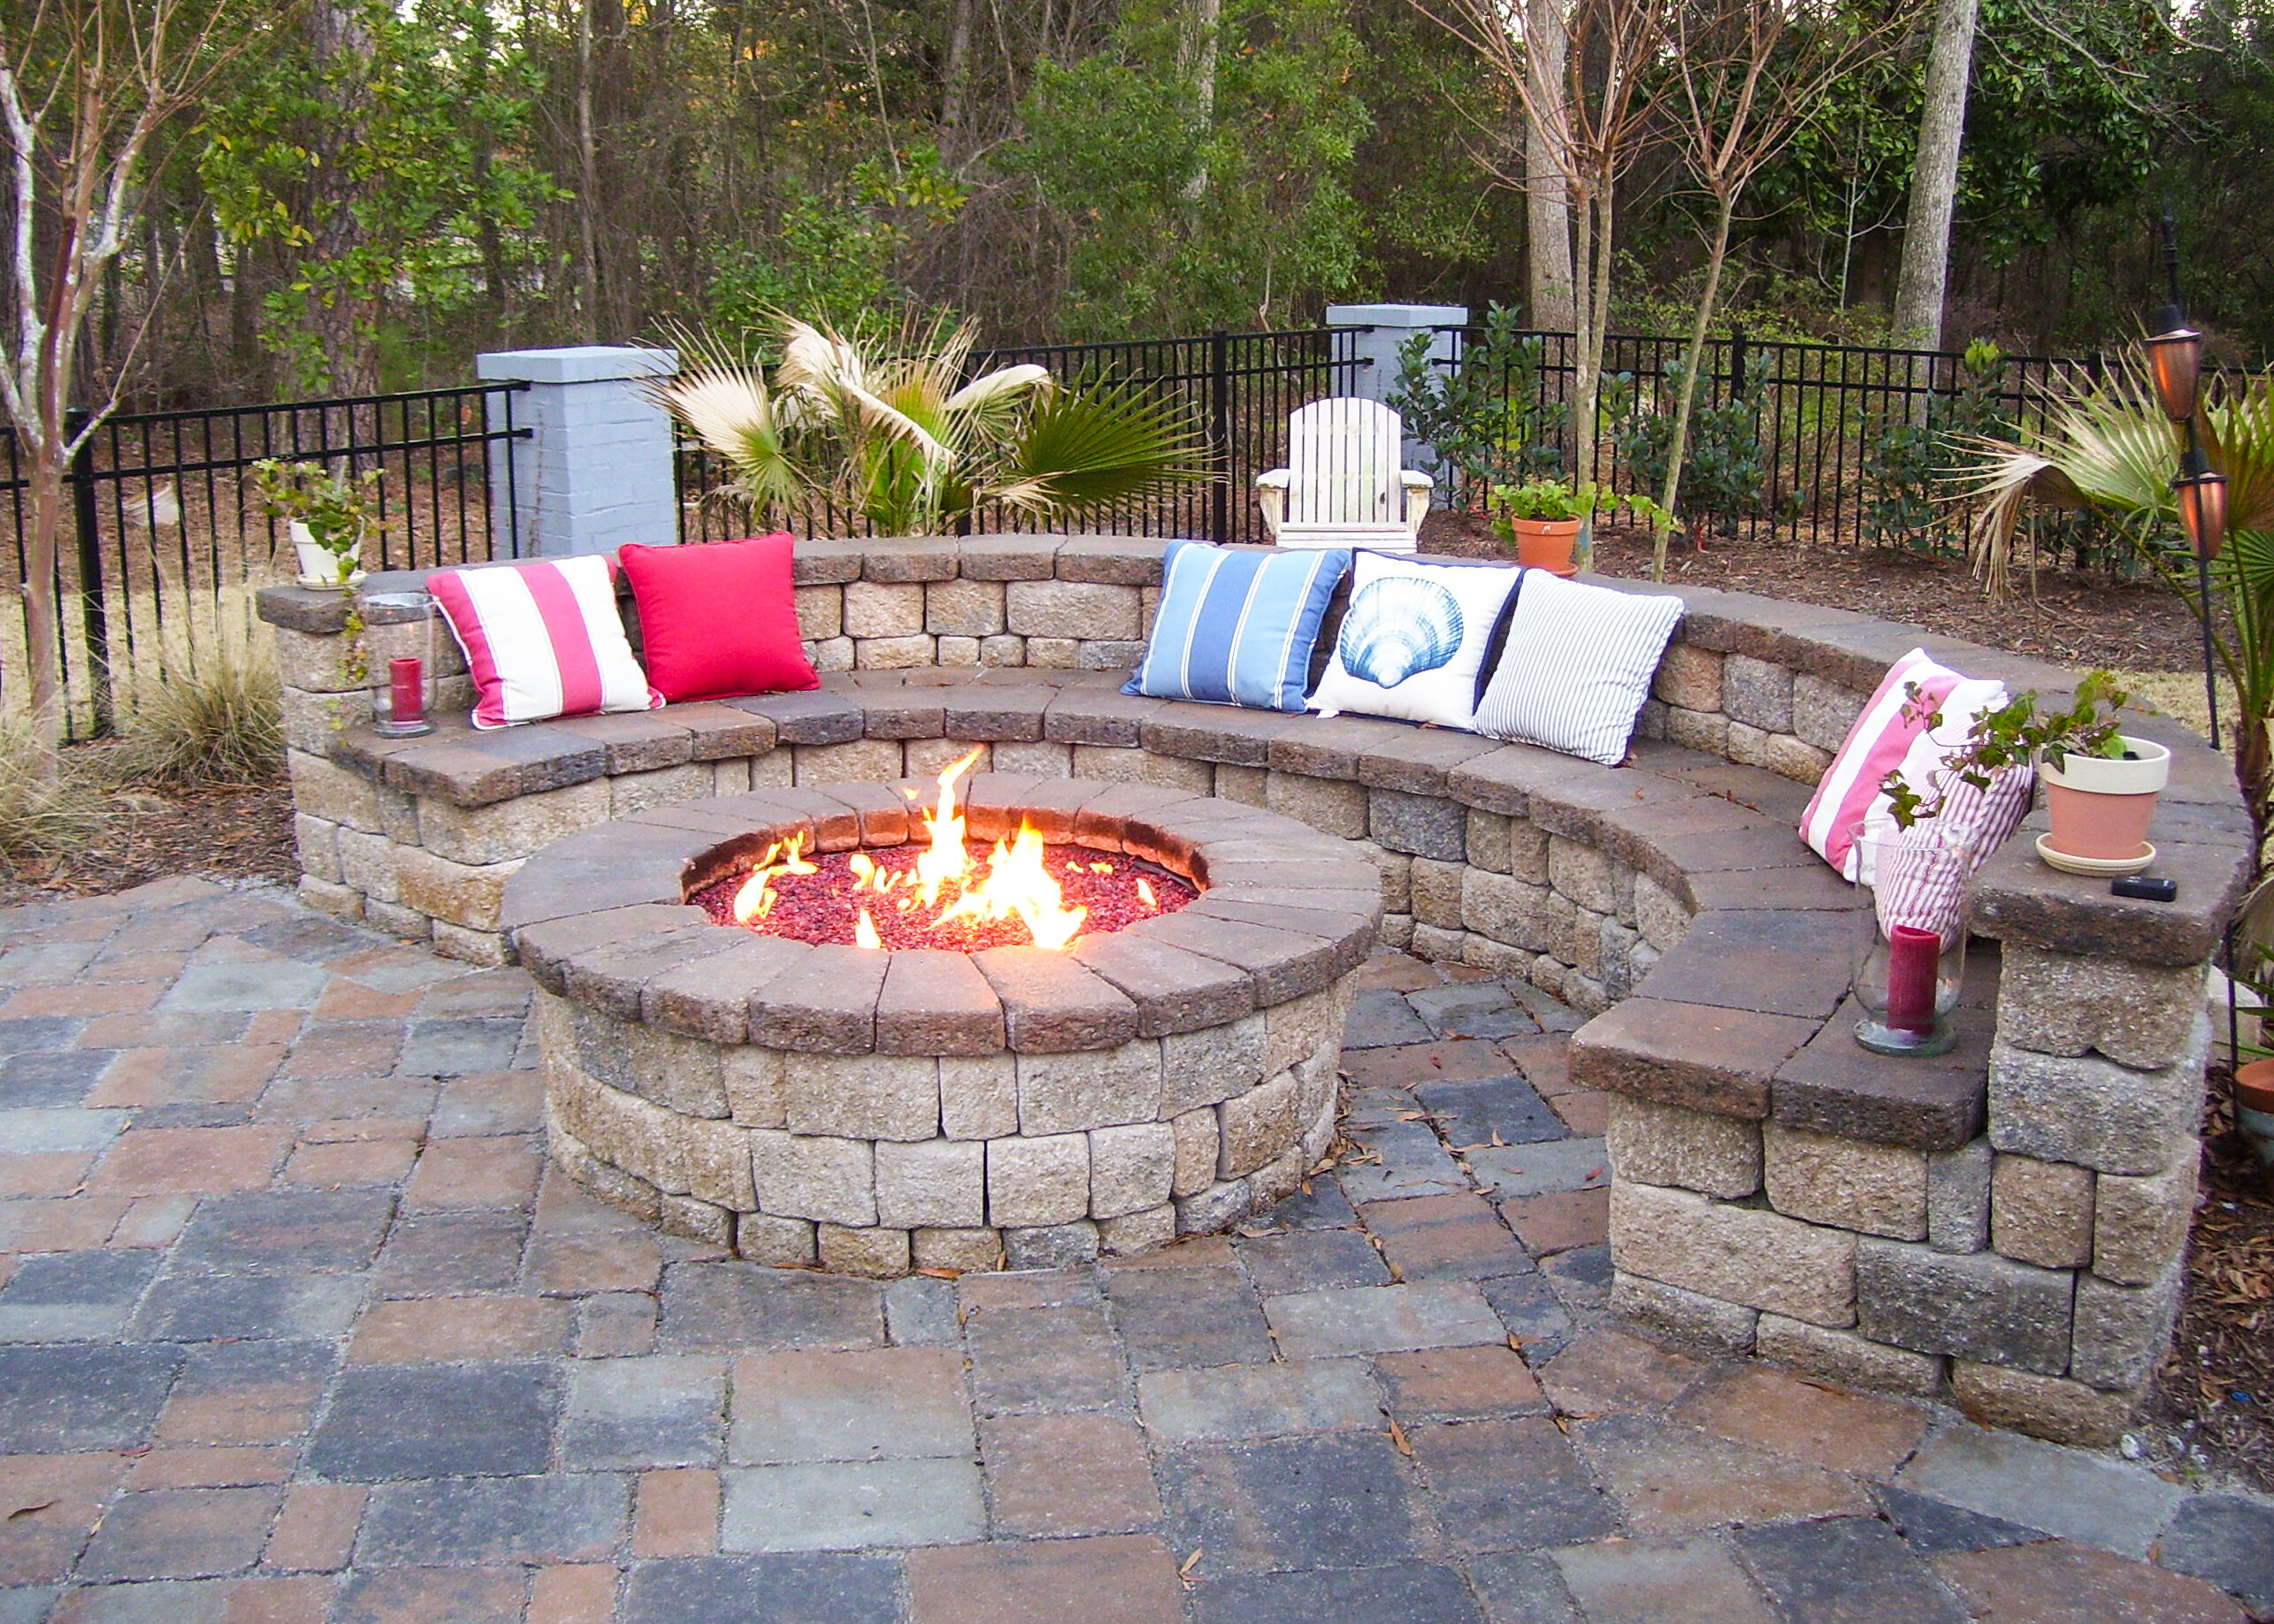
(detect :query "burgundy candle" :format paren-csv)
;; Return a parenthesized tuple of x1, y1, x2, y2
(1886, 925, 1941, 1035)
(388, 656, 425, 726)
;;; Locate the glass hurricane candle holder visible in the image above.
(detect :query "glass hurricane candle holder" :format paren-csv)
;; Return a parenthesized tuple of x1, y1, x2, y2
(1849, 821, 1972, 1057)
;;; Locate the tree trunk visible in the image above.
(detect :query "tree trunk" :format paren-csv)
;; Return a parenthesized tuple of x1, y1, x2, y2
(940, 0, 974, 141)
(576, 0, 601, 343)
(304, 0, 378, 394)
(1893, 0, 1978, 352)
(20, 455, 65, 758)
(1523, 0, 1574, 334)
(1654, 188, 1736, 579)
(1182, 0, 1221, 202)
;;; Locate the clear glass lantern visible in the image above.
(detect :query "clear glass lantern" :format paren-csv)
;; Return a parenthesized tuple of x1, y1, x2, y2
(1849, 821, 1972, 1058)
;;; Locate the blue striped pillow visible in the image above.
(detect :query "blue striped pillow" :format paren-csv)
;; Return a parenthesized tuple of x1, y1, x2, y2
(1123, 541, 1352, 712)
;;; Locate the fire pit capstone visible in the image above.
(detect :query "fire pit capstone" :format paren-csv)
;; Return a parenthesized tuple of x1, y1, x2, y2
(505, 775, 1380, 1276)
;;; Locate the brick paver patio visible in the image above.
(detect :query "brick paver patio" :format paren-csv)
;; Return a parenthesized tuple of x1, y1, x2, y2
(4, 876, 2272, 1621)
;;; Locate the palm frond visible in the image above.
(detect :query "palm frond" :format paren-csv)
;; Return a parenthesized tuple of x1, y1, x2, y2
(995, 383, 1209, 517)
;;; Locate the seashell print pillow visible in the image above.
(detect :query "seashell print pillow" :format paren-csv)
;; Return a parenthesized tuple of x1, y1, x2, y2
(1308, 552, 1522, 730)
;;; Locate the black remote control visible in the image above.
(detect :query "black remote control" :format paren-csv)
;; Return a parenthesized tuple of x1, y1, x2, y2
(2111, 876, 2178, 901)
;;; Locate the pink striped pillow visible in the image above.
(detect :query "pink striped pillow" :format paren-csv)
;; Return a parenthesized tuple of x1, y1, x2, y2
(1799, 647, 2033, 879)
(428, 555, 662, 730)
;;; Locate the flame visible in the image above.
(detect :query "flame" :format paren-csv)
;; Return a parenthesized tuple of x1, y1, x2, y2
(1137, 877, 1157, 909)
(731, 831, 816, 923)
(833, 747, 1088, 950)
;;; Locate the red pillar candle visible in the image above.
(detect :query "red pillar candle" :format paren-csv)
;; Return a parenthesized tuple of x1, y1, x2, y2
(388, 656, 425, 726)
(1886, 924, 1941, 1035)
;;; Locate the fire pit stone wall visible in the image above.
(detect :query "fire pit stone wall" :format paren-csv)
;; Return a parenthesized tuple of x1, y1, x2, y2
(507, 782, 1374, 1275)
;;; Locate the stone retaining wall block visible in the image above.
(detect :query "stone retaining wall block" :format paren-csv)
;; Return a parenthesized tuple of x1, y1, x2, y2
(1089, 1122, 1177, 1219)
(2091, 1159, 2198, 1286)
(739, 1213, 818, 1267)
(1099, 1205, 1178, 1255)
(1652, 644, 1723, 711)
(1987, 1017, 2209, 1176)
(1161, 1015, 1267, 1115)
(1792, 675, 1867, 755)
(1465, 809, 1512, 873)
(1608, 1180, 1857, 1327)
(819, 1223, 912, 1278)
(1219, 1071, 1298, 1177)
(2070, 1263, 2185, 1390)
(752, 1130, 877, 1226)
(1665, 707, 1730, 755)
(874, 1138, 987, 1229)
(1949, 1361, 2136, 1448)
(1990, 1153, 2096, 1268)
(915, 1228, 1003, 1273)
(1754, 1313, 1945, 1399)
(1854, 1238, 2074, 1374)
(783, 1053, 941, 1142)
(1763, 1122, 1928, 1240)
(1368, 789, 1466, 862)
(938, 1053, 1018, 1140)
(1609, 1271, 1760, 1353)
(1927, 1141, 1993, 1254)
(1997, 947, 2209, 1070)
(1722, 655, 1795, 732)
(843, 580, 925, 639)
(1605, 1094, 1762, 1199)
(986, 1132, 1091, 1227)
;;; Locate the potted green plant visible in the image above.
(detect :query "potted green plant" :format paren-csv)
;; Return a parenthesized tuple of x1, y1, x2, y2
(252, 459, 385, 589)
(1885, 670, 2169, 871)
(1490, 478, 1598, 576)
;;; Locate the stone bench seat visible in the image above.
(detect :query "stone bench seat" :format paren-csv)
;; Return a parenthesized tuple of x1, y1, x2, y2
(256, 534, 2254, 1445)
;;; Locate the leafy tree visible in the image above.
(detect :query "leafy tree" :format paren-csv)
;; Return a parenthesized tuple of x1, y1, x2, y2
(1862, 338, 2011, 551)
(1004, 0, 1372, 338)
(199, 0, 557, 393)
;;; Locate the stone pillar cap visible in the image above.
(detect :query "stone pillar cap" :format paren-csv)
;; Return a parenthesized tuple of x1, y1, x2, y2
(476, 346, 678, 385)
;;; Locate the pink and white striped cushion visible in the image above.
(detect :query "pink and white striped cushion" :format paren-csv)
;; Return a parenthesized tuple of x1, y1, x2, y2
(1799, 647, 2033, 881)
(428, 555, 661, 730)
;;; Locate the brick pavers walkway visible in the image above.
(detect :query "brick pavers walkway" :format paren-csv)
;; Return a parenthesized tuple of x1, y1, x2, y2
(4, 877, 2273, 1622)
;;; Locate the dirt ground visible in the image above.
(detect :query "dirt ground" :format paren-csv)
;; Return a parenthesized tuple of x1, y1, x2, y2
(0, 780, 298, 910)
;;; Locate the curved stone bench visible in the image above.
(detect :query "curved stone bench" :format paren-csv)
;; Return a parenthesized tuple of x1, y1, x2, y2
(256, 533, 2253, 1444)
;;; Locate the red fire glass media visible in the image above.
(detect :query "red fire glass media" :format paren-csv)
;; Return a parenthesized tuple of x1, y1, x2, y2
(1884, 924, 1941, 1035)
(690, 841, 1195, 952)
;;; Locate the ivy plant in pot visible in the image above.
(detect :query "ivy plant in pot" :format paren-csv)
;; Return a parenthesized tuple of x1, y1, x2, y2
(253, 459, 385, 590)
(1886, 670, 2169, 873)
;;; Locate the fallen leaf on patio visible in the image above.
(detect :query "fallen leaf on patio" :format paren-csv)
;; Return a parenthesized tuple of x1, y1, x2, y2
(4, 1501, 55, 1521)
(1179, 1548, 1204, 1586)
(1385, 1413, 1413, 1455)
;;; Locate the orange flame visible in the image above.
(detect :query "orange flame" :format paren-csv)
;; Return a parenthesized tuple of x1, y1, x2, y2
(854, 908, 883, 950)
(842, 747, 1088, 950)
(731, 831, 816, 923)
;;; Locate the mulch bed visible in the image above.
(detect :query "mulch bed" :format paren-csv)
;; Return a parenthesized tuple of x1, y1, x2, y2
(1418, 510, 2208, 674)
(0, 778, 298, 911)
(2145, 1078, 2274, 1492)
(689, 840, 1197, 951)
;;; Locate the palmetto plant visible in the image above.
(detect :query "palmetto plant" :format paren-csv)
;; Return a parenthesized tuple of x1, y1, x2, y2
(1964, 358, 2274, 834)
(661, 314, 1206, 537)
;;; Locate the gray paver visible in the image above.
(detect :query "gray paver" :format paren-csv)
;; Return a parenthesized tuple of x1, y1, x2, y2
(721, 1459, 985, 1550)
(160, 960, 329, 1011)
(130, 1271, 364, 1341)
(1160, 1432, 1428, 1574)
(356, 1472, 631, 1564)
(1872, 1482, 2049, 1556)
(1338, 1121, 1469, 1201)
(1137, 1358, 1382, 1442)
(1733, 1515, 1972, 1624)
(0, 1343, 180, 1451)
(0, 1248, 161, 1341)
(1466, 1551, 1584, 1624)
(1465, 1138, 1609, 1199)
(729, 1349, 973, 1464)
(1344, 989, 1436, 1049)
(883, 1273, 960, 1344)
(1416, 1076, 1566, 1146)
(0, 1106, 127, 1153)
(1194, 1562, 1487, 1623)
(1895, 1421, 2184, 1559)
(2156, 1494, 2274, 1613)
(658, 1261, 884, 1352)
(0, 1048, 113, 1107)
(1264, 1283, 1505, 1360)
(307, 1361, 560, 1481)
(562, 1354, 726, 1468)
(399, 1015, 527, 1075)
(620, 1553, 902, 1624)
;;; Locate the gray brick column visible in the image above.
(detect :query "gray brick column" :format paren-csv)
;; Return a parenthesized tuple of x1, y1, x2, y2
(1323, 303, 1467, 472)
(476, 345, 678, 558)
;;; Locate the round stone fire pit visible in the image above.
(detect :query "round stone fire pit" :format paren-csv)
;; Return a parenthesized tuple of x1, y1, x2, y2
(505, 775, 1380, 1276)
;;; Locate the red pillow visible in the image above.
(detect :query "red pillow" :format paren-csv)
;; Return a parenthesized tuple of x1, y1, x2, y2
(618, 534, 818, 703)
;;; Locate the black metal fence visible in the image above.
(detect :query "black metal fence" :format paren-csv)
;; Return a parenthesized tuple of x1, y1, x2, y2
(1, 384, 527, 740)
(677, 326, 1364, 546)
(1432, 326, 2094, 548)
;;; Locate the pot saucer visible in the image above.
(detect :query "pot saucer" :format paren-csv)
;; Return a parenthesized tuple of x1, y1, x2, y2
(295, 571, 367, 592)
(2036, 832, 2155, 877)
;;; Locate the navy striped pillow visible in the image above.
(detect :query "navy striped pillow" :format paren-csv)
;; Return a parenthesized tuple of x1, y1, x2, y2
(1124, 540, 1352, 712)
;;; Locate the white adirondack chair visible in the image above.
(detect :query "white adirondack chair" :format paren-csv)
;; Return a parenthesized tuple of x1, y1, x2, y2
(1255, 397, 1432, 552)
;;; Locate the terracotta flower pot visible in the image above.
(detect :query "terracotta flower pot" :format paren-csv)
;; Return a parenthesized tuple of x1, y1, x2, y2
(1505, 517, 1581, 577)
(2039, 735, 2170, 862)
(2232, 1059, 2274, 1169)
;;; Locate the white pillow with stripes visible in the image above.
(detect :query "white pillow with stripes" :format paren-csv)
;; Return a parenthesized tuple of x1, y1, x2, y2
(1472, 573, 1685, 766)
(428, 555, 662, 730)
